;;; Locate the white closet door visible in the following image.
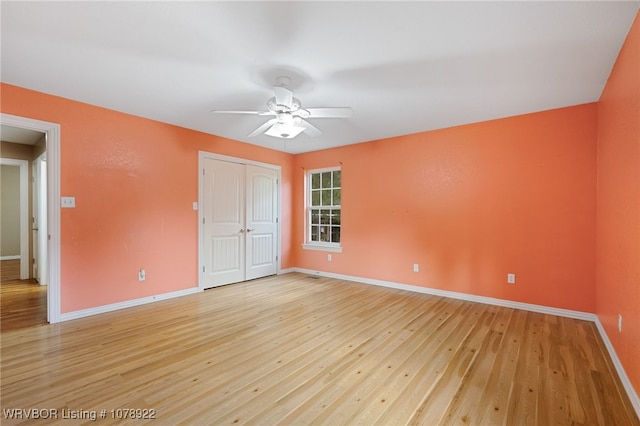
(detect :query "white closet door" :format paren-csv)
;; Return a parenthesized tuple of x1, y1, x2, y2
(202, 158, 278, 288)
(202, 158, 245, 288)
(245, 165, 278, 280)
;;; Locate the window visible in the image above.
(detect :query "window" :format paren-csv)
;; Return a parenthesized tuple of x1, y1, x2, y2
(304, 168, 342, 252)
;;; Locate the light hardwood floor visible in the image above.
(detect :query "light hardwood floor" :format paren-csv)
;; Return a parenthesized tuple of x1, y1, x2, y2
(1, 260, 48, 332)
(1, 273, 638, 425)
(0, 278, 47, 332)
(1, 259, 21, 282)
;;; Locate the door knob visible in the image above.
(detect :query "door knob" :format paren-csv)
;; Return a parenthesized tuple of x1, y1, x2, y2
(247, 228, 255, 232)
(239, 228, 245, 233)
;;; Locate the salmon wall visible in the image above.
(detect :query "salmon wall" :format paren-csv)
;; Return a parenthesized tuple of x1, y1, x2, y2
(596, 12, 640, 396)
(0, 83, 294, 313)
(293, 104, 598, 312)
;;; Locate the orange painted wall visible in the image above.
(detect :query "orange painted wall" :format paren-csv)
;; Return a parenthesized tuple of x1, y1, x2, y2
(0, 83, 294, 313)
(293, 104, 598, 312)
(596, 12, 640, 396)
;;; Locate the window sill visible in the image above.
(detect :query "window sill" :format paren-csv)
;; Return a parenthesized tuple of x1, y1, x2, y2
(302, 244, 343, 253)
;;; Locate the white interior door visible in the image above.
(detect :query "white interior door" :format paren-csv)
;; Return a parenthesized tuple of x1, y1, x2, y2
(202, 158, 245, 288)
(246, 165, 278, 280)
(38, 157, 48, 285)
(201, 157, 279, 289)
(33, 158, 39, 281)
(32, 153, 47, 285)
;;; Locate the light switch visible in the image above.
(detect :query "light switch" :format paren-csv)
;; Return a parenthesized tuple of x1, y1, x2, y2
(192, 202, 198, 210)
(61, 196, 76, 208)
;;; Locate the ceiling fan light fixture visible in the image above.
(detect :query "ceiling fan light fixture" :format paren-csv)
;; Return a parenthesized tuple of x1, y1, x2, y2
(266, 123, 304, 139)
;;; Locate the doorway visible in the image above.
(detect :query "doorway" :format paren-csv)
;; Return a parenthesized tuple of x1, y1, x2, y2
(199, 152, 281, 289)
(0, 132, 46, 329)
(0, 113, 61, 323)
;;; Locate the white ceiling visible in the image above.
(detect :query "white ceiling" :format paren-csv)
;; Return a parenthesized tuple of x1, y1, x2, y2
(1, 1, 638, 154)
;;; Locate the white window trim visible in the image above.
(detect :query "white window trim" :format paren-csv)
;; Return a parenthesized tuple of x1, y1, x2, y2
(302, 243, 343, 253)
(303, 167, 342, 252)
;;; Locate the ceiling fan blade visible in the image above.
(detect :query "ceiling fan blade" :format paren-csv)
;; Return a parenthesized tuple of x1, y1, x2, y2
(211, 110, 273, 115)
(300, 119, 322, 137)
(304, 107, 353, 118)
(248, 119, 277, 137)
(265, 123, 305, 139)
(273, 86, 293, 109)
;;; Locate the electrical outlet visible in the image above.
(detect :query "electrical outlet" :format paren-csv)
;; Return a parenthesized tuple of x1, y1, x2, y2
(61, 196, 76, 208)
(618, 314, 622, 332)
(327, 254, 332, 262)
(138, 269, 146, 282)
(413, 263, 419, 272)
(507, 273, 516, 284)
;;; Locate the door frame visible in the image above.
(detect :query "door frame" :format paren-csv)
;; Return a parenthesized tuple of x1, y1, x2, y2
(1, 113, 61, 323)
(0, 158, 29, 279)
(198, 151, 282, 291)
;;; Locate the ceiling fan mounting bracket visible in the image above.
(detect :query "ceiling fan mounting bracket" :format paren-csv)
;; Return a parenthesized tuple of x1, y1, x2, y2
(275, 76, 291, 87)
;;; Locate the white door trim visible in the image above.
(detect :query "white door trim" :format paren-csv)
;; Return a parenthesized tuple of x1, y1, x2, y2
(1, 113, 61, 323)
(198, 151, 282, 291)
(0, 158, 29, 279)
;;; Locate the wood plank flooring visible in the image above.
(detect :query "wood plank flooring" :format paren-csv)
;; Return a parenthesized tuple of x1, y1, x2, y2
(0, 275, 47, 332)
(1, 259, 21, 282)
(1, 273, 638, 425)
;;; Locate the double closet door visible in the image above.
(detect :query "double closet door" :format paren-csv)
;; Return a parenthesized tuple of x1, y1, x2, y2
(202, 158, 278, 288)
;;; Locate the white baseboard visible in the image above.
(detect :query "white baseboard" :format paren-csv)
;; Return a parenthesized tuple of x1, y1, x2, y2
(593, 317, 640, 418)
(278, 267, 295, 275)
(291, 267, 639, 418)
(0, 255, 21, 260)
(60, 287, 200, 322)
(293, 268, 595, 320)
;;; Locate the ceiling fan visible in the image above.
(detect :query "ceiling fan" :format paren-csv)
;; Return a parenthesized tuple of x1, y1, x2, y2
(212, 77, 353, 139)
